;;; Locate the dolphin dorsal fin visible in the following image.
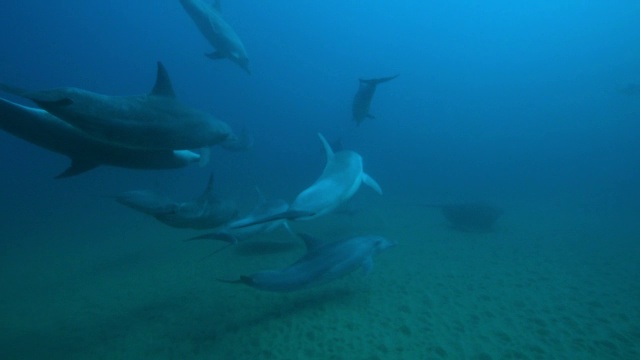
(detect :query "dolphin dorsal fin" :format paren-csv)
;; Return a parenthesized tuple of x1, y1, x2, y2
(317, 133, 334, 160)
(151, 62, 176, 98)
(297, 233, 324, 253)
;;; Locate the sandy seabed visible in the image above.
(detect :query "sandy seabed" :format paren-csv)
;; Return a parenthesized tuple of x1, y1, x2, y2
(0, 202, 638, 360)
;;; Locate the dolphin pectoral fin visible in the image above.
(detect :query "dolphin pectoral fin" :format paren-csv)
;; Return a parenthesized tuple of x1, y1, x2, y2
(206, 51, 226, 60)
(55, 159, 99, 179)
(362, 173, 383, 195)
(362, 257, 374, 275)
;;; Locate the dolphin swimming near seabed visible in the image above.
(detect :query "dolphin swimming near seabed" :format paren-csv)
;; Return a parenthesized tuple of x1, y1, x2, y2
(115, 174, 238, 229)
(180, 0, 251, 74)
(231, 133, 382, 229)
(219, 233, 395, 292)
(352, 75, 398, 126)
(188, 188, 292, 244)
(0, 97, 200, 178)
(0, 62, 232, 151)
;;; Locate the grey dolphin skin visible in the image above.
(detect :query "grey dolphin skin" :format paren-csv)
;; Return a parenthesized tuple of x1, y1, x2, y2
(188, 188, 292, 244)
(352, 75, 398, 126)
(0, 97, 200, 178)
(116, 174, 238, 229)
(180, 0, 251, 74)
(0, 62, 232, 151)
(230, 133, 382, 229)
(219, 233, 395, 292)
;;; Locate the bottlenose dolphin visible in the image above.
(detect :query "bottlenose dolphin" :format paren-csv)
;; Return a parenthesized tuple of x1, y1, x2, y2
(115, 174, 238, 229)
(231, 133, 382, 228)
(0, 97, 200, 178)
(220, 127, 253, 152)
(0, 62, 232, 150)
(180, 0, 251, 74)
(352, 75, 398, 126)
(219, 233, 395, 292)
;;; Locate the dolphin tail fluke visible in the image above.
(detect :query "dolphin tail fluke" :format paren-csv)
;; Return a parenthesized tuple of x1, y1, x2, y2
(230, 210, 315, 229)
(55, 159, 99, 179)
(361, 75, 399, 85)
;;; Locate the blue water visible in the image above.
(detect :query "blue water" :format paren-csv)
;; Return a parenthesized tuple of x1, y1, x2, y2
(1, 1, 639, 359)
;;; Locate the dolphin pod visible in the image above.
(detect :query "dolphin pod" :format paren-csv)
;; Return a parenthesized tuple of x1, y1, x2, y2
(0, 62, 233, 151)
(219, 233, 395, 292)
(180, 0, 251, 74)
(0, 97, 201, 178)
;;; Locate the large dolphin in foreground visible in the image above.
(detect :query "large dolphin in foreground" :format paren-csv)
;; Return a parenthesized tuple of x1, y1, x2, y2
(219, 233, 395, 292)
(0, 62, 232, 151)
(115, 174, 238, 229)
(0, 97, 200, 178)
(180, 0, 251, 74)
(352, 75, 398, 126)
(231, 133, 382, 228)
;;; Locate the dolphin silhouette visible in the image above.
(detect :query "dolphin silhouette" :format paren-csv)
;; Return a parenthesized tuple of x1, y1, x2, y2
(0, 62, 232, 151)
(352, 75, 398, 126)
(180, 0, 251, 74)
(115, 174, 238, 229)
(219, 233, 395, 292)
(0, 97, 200, 178)
(231, 133, 382, 228)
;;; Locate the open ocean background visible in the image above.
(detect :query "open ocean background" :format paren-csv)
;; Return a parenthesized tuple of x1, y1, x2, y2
(1, 1, 639, 359)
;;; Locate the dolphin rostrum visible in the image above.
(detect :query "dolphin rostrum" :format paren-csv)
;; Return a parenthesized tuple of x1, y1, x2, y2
(180, 0, 251, 74)
(352, 75, 398, 126)
(0, 97, 200, 178)
(219, 233, 394, 292)
(231, 133, 382, 228)
(115, 174, 238, 229)
(0, 62, 232, 151)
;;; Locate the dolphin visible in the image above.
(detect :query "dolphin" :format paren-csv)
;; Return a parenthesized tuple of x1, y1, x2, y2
(231, 133, 382, 229)
(187, 188, 292, 243)
(219, 233, 395, 292)
(219, 127, 254, 152)
(352, 75, 398, 126)
(0, 97, 201, 178)
(0, 62, 232, 151)
(180, 0, 251, 74)
(115, 174, 238, 229)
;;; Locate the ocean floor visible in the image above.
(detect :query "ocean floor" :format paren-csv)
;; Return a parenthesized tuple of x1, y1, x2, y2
(0, 200, 639, 359)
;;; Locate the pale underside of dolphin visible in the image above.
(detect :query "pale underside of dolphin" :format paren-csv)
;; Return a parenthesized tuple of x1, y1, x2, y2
(115, 174, 238, 229)
(180, 0, 251, 74)
(230, 133, 382, 229)
(0, 62, 232, 151)
(0, 97, 200, 178)
(219, 233, 395, 292)
(352, 75, 398, 126)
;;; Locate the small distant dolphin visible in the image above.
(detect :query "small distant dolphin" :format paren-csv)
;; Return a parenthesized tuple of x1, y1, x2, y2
(352, 75, 398, 126)
(180, 0, 251, 74)
(0, 62, 232, 151)
(0, 97, 200, 178)
(188, 188, 292, 244)
(115, 174, 238, 229)
(231, 133, 382, 228)
(219, 233, 395, 292)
